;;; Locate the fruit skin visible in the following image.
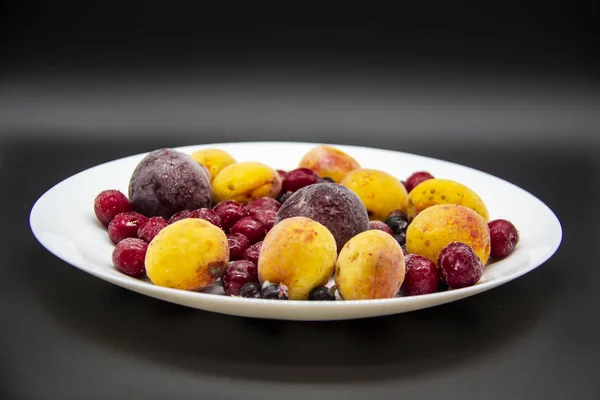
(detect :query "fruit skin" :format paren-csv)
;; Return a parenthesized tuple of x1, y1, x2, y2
(226, 232, 251, 261)
(248, 208, 277, 233)
(190, 148, 237, 181)
(341, 169, 408, 221)
(230, 216, 266, 244)
(405, 171, 434, 193)
(137, 216, 169, 243)
(258, 216, 337, 300)
(129, 148, 212, 218)
(168, 210, 191, 224)
(246, 197, 281, 213)
(407, 178, 489, 222)
(243, 241, 262, 265)
(108, 212, 149, 244)
(94, 190, 133, 227)
(406, 204, 491, 266)
(488, 219, 520, 258)
(335, 230, 406, 300)
(213, 200, 248, 231)
(369, 220, 394, 236)
(112, 238, 148, 277)
(282, 168, 321, 193)
(275, 182, 369, 251)
(400, 254, 439, 296)
(299, 145, 361, 183)
(212, 161, 282, 205)
(308, 286, 336, 301)
(145, 218, 229, 291)
(437, 242, 484, 289)
(222, 260, 259, 296)
(187, 208, 222, 229)
(239, 282, 261, 298)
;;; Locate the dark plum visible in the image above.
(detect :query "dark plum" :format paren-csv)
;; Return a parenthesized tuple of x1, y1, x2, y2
(222, 260, 258, 296)
(239, 282, 261, 298)
(282, 168, 321, 193)
(227, 233, 251, 261)
(243, 241, 262, 265)
(489, 219, 520, 258)
(187, 208, 222, 228)
(128, 148, 212, 218)
(369, 220, 394, 236)
(112, 238, 148, 277)
(405, 171, 434, 193)
(260, 282, 289, 300)
(437, 242, 483, 289)
(246, 197, 281, 212)
(275, 182, 369, 251)
(108, 212, 148, 244)
(308, 286, 336, 301)
(137, 216, 168, 243)
(94, 190, 133, 227)
(400, 254, 440, 296)
(230, 216, 266, 244)
(213, 200, 248, 231)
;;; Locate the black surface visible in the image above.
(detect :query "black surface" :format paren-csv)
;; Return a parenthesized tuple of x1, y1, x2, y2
(1, 133, 597, 399)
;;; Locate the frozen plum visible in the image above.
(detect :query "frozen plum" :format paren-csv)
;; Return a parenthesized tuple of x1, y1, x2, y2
(128, 148, 212, 218)
(275, 182, 369, 251)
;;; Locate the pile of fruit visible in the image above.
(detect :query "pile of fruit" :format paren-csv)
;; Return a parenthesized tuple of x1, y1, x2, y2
(94, 145, 519, 301)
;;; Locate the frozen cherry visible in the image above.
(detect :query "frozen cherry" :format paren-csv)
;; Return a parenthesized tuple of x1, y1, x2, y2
(308, 286, 336, 301)
(227, 232, 251, 261)
(213, 200, 248, 231)
(260, 282, 289, 300)
(438, 242, 483, 289)
(94, 190, 134, 227)
(276, 170, 288, 180)
(112, 238, 148, 277)
(188, 208, 222, 228)
(246, 197, 281, 212)
(137, 216, 168, 243)
(278, 191, 294, 204)
(244, 241, 262, 265)
(400, 254, 440, 296)
(239, 282, 261, 298)
(385, 210, 409, 234)
(369, 220, 394, 236)
(282, 168, 321, 193)
(248, 208, 277, 232)
(230, 216, 266, 244)
(405, 171, 434, 193)
(222, 260, 258, 296)
(489, 219, 520, 258)
(108, 212, 148, 244)
(168, 209, 191, 224)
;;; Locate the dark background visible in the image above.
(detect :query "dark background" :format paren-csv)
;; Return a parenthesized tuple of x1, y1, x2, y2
(1, 2, 599, 399)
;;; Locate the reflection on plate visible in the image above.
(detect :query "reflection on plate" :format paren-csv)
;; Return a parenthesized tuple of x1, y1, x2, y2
(30, 142, 562, 321)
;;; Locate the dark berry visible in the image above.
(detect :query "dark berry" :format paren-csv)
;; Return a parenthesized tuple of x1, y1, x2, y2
(108, 212, 148, 244)
(405, 171, 435, 193)
(213, 200, 248, 231)
(188, 208, 222, 228)
(369, 220, 394, 236)
(321, 177, 335, 183)
(227, 233, 251, 261)
(438, 242, 483, 289)
(244, 241, 263, 265)
(282, 168, 321, 193)
(394, 231, 406, 246)
(308, 286, 336, 301)
(260, 282, 289, 300)
(239, 282, 261, 298)
(94, 190, 134, 227)
(248, 208, 277, 233)
(222, 260, 259, 296)
(246, 197, 281, 212)
(230, 216, 266, 244)
(112, 238, 148, 277)
(385, 210, 409, 234)
(137, 216, 168, 243)
(489, 219, 519, 258)
(278, 191, 294, 204)
(168, 209, 191, 224)
(400, 254, 440, 296)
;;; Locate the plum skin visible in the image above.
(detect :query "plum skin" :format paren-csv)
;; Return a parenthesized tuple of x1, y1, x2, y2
(128, 148, 212, 218)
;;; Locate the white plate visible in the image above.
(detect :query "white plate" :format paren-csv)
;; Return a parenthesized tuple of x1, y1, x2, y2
(30, 142, 562, 321)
